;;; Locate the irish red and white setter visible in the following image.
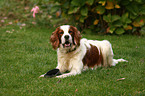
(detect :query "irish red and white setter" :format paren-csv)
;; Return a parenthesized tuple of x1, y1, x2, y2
(40, 25, 127, 78)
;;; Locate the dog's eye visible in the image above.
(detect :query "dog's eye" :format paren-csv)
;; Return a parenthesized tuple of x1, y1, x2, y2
(69, 31, 72, 34)
(60, 32, 63, 35)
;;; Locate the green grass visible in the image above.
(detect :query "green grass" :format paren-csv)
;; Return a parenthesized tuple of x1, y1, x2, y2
(0, 25, 145, 96)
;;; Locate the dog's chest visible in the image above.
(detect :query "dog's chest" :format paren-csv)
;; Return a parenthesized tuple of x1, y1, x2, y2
(58, 52, 76, 71)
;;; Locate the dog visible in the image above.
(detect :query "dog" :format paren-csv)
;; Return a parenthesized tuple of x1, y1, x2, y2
(40, 25, 127, 78)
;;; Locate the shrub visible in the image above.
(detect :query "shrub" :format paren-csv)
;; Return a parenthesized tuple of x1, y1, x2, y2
(50, 0, 145, 35)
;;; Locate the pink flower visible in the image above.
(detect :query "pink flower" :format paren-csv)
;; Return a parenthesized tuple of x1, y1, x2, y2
(4, 17, 7, 19)
(31, 6, 40, 18)
(1, 20, 4, 22)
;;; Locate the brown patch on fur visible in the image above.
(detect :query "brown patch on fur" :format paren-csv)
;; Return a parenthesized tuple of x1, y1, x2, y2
(82, 44, 103, 68)
(69, 26, 81, 46)
(50, 27, 61, 49)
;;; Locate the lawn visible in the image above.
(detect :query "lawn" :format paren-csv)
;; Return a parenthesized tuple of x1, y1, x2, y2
(0, 25, 145, 96)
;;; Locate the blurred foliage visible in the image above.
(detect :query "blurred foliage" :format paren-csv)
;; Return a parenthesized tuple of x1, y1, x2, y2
(0, 0, 145, 35)
(0, 0, 32, 25)
(0, 0, 65, 28)
(50, 0, 145, 35)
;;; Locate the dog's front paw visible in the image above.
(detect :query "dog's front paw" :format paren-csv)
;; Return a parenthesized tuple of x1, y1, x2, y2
(39, 74, 45, 78)
(56, 75, 64, 78)
(56, 74, 68, 78)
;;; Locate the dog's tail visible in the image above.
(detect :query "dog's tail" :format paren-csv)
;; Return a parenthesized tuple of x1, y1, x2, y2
(111, 58, 128, 66)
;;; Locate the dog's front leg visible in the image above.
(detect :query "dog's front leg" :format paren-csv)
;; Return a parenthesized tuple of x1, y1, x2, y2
(56, 70, 81, 78)
(56, 62, 67, 74)
(56, 60, 83, 78)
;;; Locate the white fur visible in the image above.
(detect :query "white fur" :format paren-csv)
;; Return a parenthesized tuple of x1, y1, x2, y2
(60, 25, 73, 45)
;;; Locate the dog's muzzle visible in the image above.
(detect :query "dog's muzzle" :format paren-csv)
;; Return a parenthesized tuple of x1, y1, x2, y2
(62, 35, 73, 48)
(63, 41, 72, 48)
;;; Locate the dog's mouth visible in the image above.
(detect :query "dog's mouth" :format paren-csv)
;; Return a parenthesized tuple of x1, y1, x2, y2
(63, 41, 72, 48)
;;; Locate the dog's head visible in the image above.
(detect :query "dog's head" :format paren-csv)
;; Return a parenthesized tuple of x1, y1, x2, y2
(50, 25, 81, 50)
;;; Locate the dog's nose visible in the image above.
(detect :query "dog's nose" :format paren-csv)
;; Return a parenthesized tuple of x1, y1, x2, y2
(64, 35, 69, 39)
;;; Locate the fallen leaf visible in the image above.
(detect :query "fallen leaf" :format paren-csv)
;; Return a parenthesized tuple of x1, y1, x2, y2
(75, 89, 78, 92)
(117, 78, 125, 81)
(57, 80, 61, 83)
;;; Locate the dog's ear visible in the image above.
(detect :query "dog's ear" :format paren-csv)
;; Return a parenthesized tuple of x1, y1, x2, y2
(70, 26, 82, 46)
(50, 27, 60, 49)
